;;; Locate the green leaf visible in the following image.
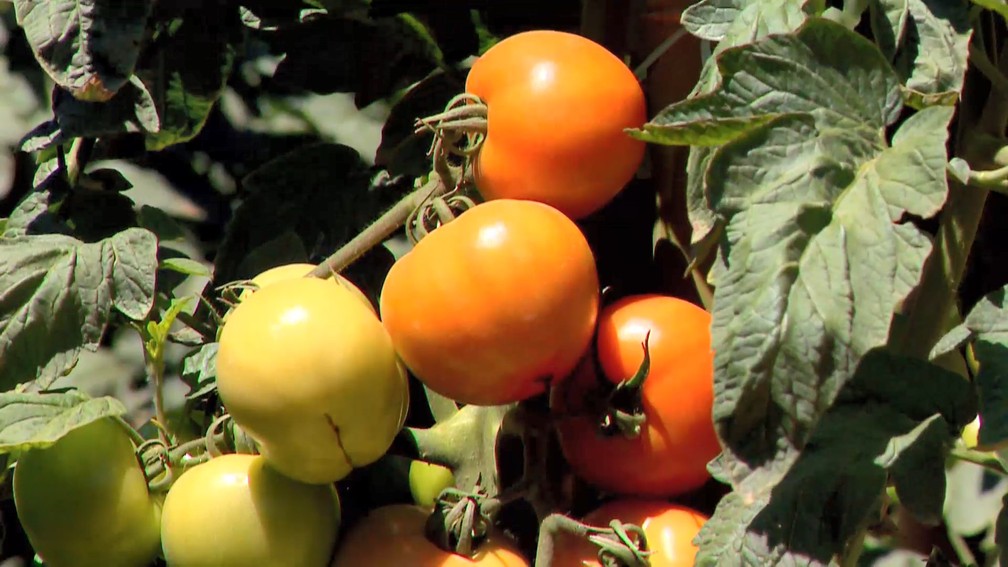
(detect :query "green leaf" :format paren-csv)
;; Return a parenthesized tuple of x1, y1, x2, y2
(696, 351, 972, 565)
(954, 285, 1008, 448)
(681, 0, 744, 42)
(653, 6, 817, 245)
(640, 20, 954, 481)
(4, 164, 69, 238)
(971, 0, 1008, 21)
(160, 257, 212, 278)
(181, 342, 217, 400)
(884, 415, 951, 524)
(148, 296, 194, 352)
(12, 0, 153, 101)
(137, 2, 240, 150)
(5, 159, 139, 242)
(214, 143, 404, 283)
(271, 14, 442, 106)
(82, 168, 134, 192)
(137, 205, 187, 243)
(712, 103, 953, 478)
(0, 390, 127, 454)
(20, 77, 159, 152)
(894, 0, 972, 108)
(869, 0, 909, 60)
(637, 19, 903, 146)
(0, 228, 157, 390)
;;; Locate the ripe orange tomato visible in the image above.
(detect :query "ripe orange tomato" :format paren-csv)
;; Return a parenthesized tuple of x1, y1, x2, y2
(551, 500, 707, 566)
(380, 199, 599, 406)
(331, 504, 529, 566)
(465, 30, 647, 219)
(552, 295, 720, 496)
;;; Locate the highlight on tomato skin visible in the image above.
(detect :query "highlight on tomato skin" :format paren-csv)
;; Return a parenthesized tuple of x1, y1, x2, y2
(551, 294, 721, 497)
(379, 199, 600, 407)
(464, 30, 648, 219)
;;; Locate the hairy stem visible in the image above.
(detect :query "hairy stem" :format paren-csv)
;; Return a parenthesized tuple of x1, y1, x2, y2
(64, 137, 95, 188)
(145, 347, 170, 445)
(309, 177, 448, 278)
(892, 40, 1008, 359)
(143, 437, 213, 490)
(949, 446, 1008, 475)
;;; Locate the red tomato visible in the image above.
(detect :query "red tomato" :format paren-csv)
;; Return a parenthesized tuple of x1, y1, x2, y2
(331, 504, 529, 566)
(552, 295, 720, 496)
(551, 499, 708, 566)
(465, 30, 647, 219)
(380, 199, 599, 406)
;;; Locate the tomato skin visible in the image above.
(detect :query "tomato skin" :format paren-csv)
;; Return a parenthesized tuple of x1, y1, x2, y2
(331, 504, 528, 566)
(216, 277, 409, 484)
(241, 262, 373, 312)
(380, 199, 600, 406)
(466, 30, 647, 219)
(552, 295, 720, 496)
(13, 418, 162, 567)
(160, 454, 340, 567)
(551, 500, 707, 566)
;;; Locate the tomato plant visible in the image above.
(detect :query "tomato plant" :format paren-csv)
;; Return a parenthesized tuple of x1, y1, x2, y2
(550, 499, 707, 566)
(552, 294, 720, 497)
(463, 30, 647, 219)
(380, 199, 600, 405)
(2, 1, 1007, 566)
(331, 504, 528, 566)
(216, 276, 409, 484)
(13, 418, 162, 567)
(160, 453, 340, 567)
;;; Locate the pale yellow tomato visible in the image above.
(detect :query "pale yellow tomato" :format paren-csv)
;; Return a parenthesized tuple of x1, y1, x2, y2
(216, 276, 409, 484)
(160, 453, 340, 566)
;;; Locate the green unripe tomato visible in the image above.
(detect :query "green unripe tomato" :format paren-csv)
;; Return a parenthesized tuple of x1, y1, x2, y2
(13, 418, 162, 567)
(160, 453, 340, 567)
(408, 460, 456, 509)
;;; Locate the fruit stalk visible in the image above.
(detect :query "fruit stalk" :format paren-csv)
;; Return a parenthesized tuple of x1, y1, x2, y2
(310, 176, 448, 277)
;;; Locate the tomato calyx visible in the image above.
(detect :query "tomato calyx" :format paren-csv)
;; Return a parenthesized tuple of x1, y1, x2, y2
(140, 414, 252, 492)
(595, 332, 652, 439)
(537, 513, 652, 567)
(425, 486, 496, 556)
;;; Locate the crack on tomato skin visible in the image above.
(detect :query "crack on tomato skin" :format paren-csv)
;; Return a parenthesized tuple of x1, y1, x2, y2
(325, 413, 355, 469)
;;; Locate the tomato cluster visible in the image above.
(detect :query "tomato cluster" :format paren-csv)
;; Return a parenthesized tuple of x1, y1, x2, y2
(11, 30, 717, 567)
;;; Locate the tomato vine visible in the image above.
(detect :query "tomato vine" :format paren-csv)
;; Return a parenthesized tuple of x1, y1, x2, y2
(2, 1, 1008, 566)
